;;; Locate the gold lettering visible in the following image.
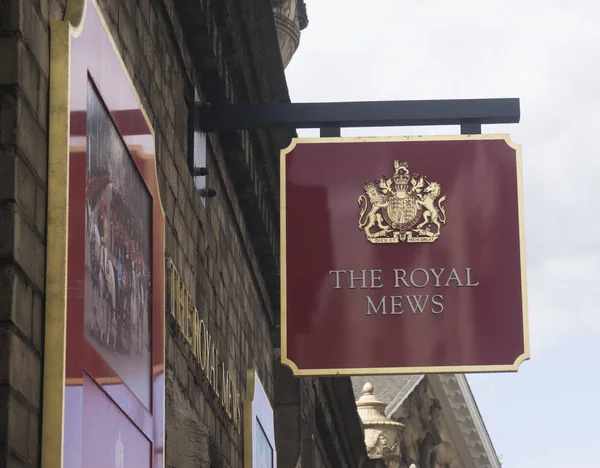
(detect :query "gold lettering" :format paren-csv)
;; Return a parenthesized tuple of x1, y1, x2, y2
(191, 307, 199, 358)
(214, 348, 220, 398)
(186, 299, 194, 344)
(198, 320, 207, 371)
(232, 388, 239, 430)
(232, 390, 238, 429)
(209, 345, 220, 398)
(176, 275, 184, 330)
(235, 394, 242, 432)
(166, 258, 243, 428)
(206, 334, 214, 385)
(227, 373, 234, 419)
(168, 260, 176, 318)
(220, 364, 231, 417)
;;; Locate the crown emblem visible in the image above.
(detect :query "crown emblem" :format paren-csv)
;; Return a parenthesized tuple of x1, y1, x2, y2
(358, 161, 447, 243)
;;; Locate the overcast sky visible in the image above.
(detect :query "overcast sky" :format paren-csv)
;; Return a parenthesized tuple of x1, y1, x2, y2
(285, 1, 600, 466)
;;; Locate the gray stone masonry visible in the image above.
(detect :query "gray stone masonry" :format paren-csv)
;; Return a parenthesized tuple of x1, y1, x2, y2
(0, 0, 60, 464)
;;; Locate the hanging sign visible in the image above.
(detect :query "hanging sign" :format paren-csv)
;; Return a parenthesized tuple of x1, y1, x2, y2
(280, 135, 529, 376)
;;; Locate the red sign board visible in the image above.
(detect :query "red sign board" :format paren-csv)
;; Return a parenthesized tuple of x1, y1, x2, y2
(281, 136, 528, 375)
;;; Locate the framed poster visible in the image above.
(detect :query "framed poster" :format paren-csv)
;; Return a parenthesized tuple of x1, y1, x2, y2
(43, 0, 165, 466)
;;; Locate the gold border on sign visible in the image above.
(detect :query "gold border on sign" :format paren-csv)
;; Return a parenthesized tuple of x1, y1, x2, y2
(41, 6, 78, 466)
(42, 0, 167, 466)
(280, 134, 530, 376)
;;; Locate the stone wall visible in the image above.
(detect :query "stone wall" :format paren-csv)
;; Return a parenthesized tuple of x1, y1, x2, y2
(0, 0, 58, 464)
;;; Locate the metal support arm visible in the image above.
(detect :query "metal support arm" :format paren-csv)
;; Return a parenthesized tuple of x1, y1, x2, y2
(195, 98, 520, 135)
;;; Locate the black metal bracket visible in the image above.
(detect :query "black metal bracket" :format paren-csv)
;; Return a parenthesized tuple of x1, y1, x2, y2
(195, 97, 519, 136)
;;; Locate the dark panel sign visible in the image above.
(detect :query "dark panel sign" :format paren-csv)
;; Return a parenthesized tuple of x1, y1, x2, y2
(281, 136, 529, 375)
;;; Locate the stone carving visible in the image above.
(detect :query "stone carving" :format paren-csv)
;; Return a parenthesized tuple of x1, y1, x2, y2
(418, 398, 461, 468)
(365, 429, 401, 458)
(418, 398, 443, 467)
(272, 0, 309, 67)
(356, 383, 405, 468)
(390, 381, 460, 468)
(431, 441, 460, 468)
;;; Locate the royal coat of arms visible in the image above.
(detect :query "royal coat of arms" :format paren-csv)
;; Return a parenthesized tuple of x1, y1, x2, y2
(358, 161, 447, 243)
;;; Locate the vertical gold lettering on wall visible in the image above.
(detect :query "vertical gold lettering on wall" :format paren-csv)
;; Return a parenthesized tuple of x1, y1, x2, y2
(199, 320, 207, 370)
(178, 278, 186, 336)
(166, 258, 242, 430)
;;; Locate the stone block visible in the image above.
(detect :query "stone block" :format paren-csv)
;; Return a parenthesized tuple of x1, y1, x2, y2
(7, 206, 45, 292)
(0, 0, 19, 29)
(27, 409, 39, 466)
(0, 205, 15, 259)
(15, 96, 47, 185)
(138, 56, 151, 96)
(0, 36, 18, 86)
(16, 40, 42, 122)
(0, 206, 43, 296)
(14, 155, 37, 226)
(0, 266, 14, 323)
(165, 152, 177, 194)
(12, 273, 34, 340)
(176, 174, 186, 212)
(0, 146, 16, 201)
(37, 74, 48, 130)
(139, 22, 153, 70)
(7, 391, 29, 461)
(35, 184, 45, 236)
(20, 0, 49, 77)
(6, 454, 29, 467)
(164, 185, 174, 220)
(124, 0, 135, 16)
(9, 333, 41, 406)
(31, 293, 42, 352)
(119, 4, 139, 64)
(139, 0, 150, 24)
(0, 91, 18, 146)
(0, 329, 10, 384)
(39, 0, 49, 24)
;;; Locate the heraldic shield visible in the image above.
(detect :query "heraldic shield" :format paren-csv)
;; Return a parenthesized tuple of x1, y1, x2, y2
(358, 161, 447, 243)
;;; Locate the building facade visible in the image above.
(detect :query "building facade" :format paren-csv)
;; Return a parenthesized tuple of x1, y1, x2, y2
(0, 0, 371, 466)
(353, 376, 501, 468)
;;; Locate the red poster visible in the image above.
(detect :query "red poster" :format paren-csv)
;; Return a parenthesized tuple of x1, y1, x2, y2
(281, 136, 528, 375)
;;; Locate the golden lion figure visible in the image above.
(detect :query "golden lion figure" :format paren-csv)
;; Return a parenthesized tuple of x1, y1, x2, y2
(358, 183, 391, 238)
(415, 182, 446, 235)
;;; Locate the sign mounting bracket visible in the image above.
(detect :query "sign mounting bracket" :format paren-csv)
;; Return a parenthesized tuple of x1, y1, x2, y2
(195, 97, 520, 137)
